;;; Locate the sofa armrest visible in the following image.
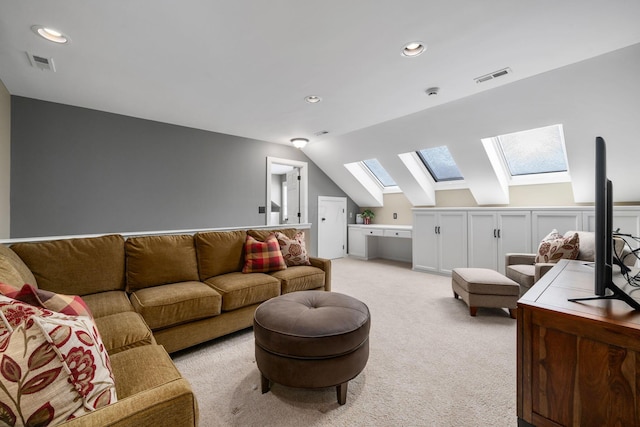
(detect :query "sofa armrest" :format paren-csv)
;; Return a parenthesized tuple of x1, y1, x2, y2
(505, 253, 536, 267)
(61, 378, 198, 427)
(534, 263, 556, 282)
(309, 257, 331, 292)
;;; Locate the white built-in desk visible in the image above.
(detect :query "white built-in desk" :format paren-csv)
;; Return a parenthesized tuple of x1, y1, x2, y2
(347, 224, 412, 263)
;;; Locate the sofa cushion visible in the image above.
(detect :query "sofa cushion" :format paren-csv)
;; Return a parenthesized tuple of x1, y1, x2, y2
(205, 272, 280, 311)
(129, 281, 222, 330)
(81, 290, 135, 318)
(242, 234, 287, 274)
(0, 283, 92, 317)
(275, 231, 311, 266)
(0, 244, 38, 288)
(270, 266, 325, 293)
(94, 311, 155, 354)
(10, 234, 126, 296)
(247, 228, 298, 242)
(506, 264, 535, 289)
(108, 344, 183, 399)
(0, 298, 117, 424)
(126, 234, 199, 291)
(195, 230, 246, 279)
(535, 230, 580, 263)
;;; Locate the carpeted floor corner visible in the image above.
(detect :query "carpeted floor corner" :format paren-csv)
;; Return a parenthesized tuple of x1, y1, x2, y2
(172, 257, 517, 426)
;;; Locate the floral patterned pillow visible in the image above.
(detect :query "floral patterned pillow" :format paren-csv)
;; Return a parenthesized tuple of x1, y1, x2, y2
(275, 231, 312, 266)
(0, 296, 117, 425)
(535, 230, 580, 263)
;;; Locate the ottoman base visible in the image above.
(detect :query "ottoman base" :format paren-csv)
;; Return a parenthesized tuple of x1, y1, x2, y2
(452, 268, 520, 318)
(256, 338, 369, 405)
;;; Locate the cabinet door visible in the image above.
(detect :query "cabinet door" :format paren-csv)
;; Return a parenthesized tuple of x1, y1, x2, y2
(412, 211, 438, 273)
(497, 211, 532, 272)
(584, 208, 640, 251)
(532, 210, 582, 243)
(347, 227, 366, 258)
(438, 211, 468, 274)
(467, 212, 499, 270)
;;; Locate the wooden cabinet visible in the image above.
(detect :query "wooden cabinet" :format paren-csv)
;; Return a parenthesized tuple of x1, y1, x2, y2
(413, 210, 467, 274)
(517, 260, 640, 426)
(467, 210, 531, 273)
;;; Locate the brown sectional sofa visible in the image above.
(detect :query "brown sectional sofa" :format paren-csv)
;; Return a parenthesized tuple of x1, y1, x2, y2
(0, 227, 330, 427)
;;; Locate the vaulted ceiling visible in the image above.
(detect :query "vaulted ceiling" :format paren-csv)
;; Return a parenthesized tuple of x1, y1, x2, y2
(1, 1, 640, 206)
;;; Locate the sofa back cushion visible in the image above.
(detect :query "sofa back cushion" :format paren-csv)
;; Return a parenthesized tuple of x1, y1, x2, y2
(126, 234, 199, 291)
(195, 230, 246, 279)
(10, 235, 125, 296)
(0, 244, 38, 288)
(247, 228, 298, 242)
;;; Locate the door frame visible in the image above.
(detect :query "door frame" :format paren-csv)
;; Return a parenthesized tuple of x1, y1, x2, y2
(266, 157, 308, 225)
(317, 196, 347, 259)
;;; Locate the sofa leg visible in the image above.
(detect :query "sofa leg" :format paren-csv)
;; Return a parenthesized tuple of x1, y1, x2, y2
(469, 306, 478, 316)
(261, 373, 271, 394)
(337, 382, 348, 405)
(453, 291, 459, 299)
(509, 308, 517, 319)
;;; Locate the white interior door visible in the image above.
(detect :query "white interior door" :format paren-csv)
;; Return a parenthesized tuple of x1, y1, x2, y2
(286, 169, 300, 224)
(318, 196, 347, 259)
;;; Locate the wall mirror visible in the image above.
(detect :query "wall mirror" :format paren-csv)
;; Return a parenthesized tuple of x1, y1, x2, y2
(266, 157, 308, 226)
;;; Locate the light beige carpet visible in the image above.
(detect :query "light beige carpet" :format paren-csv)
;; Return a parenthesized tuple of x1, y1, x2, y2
(172, 258, 517, 426)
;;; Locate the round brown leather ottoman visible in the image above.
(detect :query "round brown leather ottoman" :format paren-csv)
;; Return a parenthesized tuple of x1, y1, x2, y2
(253, 291, 370, 405)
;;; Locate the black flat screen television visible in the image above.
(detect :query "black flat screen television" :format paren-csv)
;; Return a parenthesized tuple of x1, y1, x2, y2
(568, 136, 640, 310)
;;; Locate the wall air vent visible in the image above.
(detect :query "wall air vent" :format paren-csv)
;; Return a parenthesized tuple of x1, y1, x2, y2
(474, 67, 511, 84)
(26, 52, 56, 72)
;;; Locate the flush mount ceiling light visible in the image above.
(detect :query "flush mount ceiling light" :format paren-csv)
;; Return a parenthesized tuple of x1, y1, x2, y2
(291, 138, 309, 149)
(402, 41, 425, 57)
(304, 95, 322, 104)
(32, 25, 69, 44)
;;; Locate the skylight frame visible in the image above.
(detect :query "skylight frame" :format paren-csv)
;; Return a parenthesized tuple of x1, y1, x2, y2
(484, 123, 571, 186)
(361, 158, 400, 192)
(416, 146, 465, 183)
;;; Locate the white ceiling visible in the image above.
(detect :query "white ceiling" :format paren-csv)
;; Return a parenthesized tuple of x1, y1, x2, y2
(2, 1, 640, 206)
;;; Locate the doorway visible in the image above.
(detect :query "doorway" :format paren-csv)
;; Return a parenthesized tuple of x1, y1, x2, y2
(317, 196, 347, 259)
(266, 157, 308, 226)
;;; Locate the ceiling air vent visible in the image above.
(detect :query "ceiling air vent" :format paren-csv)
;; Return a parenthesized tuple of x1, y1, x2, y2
(26, 52, 56, 72)
(474, 67, 511, 84)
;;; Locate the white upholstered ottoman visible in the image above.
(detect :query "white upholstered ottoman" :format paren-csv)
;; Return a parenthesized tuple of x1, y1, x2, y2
(451, 268, 519, 318)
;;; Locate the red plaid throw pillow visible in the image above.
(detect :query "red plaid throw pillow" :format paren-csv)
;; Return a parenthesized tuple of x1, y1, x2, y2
(242, 233, 287, 273)
(0, 283, 92, 318)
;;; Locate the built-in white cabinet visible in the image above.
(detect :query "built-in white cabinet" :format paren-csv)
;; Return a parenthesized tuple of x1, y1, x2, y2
(467, 210, 531, 272)
(413, 210, 467, 274)
(531, 210, 583, 243)
(347, 226, 367, 258)
(583, 207, 640, 249)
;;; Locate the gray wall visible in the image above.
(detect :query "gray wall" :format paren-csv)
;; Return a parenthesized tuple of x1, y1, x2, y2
(10, 97, 358, 254)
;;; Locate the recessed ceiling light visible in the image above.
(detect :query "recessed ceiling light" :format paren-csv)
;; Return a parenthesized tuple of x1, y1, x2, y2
(305, 95, 322, 104)
(31, 25, 69, 44)
(402, 41, 425, 57)
(290, 138, 309, 149)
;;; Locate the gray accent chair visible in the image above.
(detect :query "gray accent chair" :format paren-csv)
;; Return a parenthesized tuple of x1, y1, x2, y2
(505, 230, 633, 296)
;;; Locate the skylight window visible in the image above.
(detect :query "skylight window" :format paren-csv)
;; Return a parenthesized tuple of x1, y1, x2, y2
(416, 146, 464, 182)
(496, 124, 568, 176)
(362, 159, 397, 187)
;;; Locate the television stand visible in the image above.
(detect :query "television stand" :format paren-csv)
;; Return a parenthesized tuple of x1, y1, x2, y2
(568, 281, 640, 310)
(518, 259, 640, 426)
